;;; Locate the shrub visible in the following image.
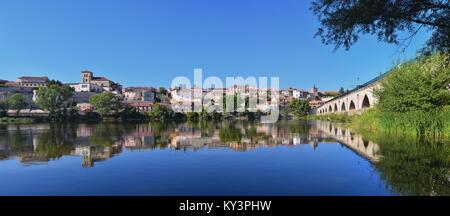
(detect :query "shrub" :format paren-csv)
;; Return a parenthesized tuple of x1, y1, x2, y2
(375, 53, 450, 113)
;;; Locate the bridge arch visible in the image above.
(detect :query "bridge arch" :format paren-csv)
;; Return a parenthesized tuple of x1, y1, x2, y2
(328, 105, 332, 112)
(341, 102, 346, 111)
(334, 104, 338, 112)
(362, 95, 371, 108)
(349, 100, 356, 110)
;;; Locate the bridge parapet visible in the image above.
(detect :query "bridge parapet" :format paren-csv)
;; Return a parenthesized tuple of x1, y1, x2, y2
(316, 76, 383, 115)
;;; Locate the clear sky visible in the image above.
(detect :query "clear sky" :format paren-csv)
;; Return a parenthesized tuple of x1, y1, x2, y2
(0, 0, 430, 91)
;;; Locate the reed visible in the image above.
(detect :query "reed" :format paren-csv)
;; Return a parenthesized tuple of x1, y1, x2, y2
(351, 107, 450, 139)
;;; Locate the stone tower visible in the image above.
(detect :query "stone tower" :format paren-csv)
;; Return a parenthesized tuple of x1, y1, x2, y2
(310, 84, 318, 95)
(81, 70, 93, 84)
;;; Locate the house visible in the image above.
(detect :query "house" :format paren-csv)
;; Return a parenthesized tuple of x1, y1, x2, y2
(309, 99, 324, 110)
(68, 83, 103, 93)
(170, 87, 203, 113)
(81, 70, 122, 94)
(71, 92, 99, 104)
(124, 87, 156, 102)
(0, 86, 36, 108)
(0, 79, 8, 86)
(76, 103, 94, 112)
(16, 76, 49, 88)
(123, 101, 158, 113)
(293, 89, 309, 99)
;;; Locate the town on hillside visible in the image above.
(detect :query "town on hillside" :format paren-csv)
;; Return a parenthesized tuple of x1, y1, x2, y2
(0, 70, 340, 116)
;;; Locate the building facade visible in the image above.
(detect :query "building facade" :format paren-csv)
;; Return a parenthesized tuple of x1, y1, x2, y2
(16, 76, 49, 88)
(81, 70, 122, 94)
(68, 83, 104, 93)
(124, 87, 156, 102)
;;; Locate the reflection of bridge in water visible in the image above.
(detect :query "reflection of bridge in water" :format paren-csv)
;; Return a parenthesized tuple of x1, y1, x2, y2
(0, 122, 381, 168)
(314, 121, 380, 162)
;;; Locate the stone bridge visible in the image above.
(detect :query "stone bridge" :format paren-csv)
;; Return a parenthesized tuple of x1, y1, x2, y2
(316, 73, 386, 115)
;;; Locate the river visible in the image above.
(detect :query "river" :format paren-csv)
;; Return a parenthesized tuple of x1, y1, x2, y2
(0, 121, 448, 195)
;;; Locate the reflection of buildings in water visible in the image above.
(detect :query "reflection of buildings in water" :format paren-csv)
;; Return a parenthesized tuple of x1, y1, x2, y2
(0, 125, 125, 167)
(0, 122, 380, 167)
(5, 124, 51, 132)
(315, 121, 380, 162)
(122, 124, 165, 150)
(170, 129, 217, 151)
(168, 123, 323, 152)
(17, 152, 49, 164)
(123, 136, 156, 150)
(71, 144, 122, 168)
(76, 124, 93, 137)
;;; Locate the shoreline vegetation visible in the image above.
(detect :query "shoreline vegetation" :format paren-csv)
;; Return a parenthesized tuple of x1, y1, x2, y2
(312, 53, 450, 139)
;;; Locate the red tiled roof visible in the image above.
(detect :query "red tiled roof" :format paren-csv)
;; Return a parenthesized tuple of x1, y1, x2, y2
(124, 87, 155, 92)
(92, 77, 110, 81)
(17, 76, 49, 83)
(123, 101, 155, 107)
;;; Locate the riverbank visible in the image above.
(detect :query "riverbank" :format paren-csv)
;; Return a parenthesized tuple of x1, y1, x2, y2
(0, 117, 35, 124)
(310, 106, 450, 140)
(313, 53, 450, 139)
(351, 107, 450, 137)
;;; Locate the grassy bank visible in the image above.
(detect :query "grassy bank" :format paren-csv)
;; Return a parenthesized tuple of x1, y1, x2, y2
(0, 117, 35, 124)
(314, 53, 450, 139)
(312, 106, 450, 139)
(308, 113, 352, 123)
(351, 107, 450, 138)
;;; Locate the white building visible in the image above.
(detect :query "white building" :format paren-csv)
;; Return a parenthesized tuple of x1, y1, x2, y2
(68, 83, 103, 93)
(124, 87, 156, 102)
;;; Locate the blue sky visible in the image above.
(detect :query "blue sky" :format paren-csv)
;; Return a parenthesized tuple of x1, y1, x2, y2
(0, 0, 430, 90)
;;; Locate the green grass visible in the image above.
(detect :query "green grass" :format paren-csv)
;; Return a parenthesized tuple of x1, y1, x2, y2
(309, 113, 353, 123)
(311, 106, 450, 139)
(0, 117, 34, 124)
(350, 107, 450, 139)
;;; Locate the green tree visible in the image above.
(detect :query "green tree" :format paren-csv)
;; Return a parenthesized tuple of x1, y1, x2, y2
(147, 104, 174, 121)
(35, 82, 74, 118)
(8, 93, 27, 116)
(89, 92, 122, 117)
(0, 99, 8, 117)
(199, 109, 209, 121)
(338, 87, 345, 95)
(158, 87, 168, 95)
(289, 99, 311, 118)
(210, 110, 223, 121)
(311, 0, 450, 52)
(375, 53, 450, 113)
(185, 112, 199, 122)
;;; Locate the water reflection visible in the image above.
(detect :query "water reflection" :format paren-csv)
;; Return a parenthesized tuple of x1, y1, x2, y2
(0, 122, 379, 166)
(0, 121, 448, 195)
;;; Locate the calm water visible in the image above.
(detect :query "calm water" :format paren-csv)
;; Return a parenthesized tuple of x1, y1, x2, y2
(0, 121, 448, 196)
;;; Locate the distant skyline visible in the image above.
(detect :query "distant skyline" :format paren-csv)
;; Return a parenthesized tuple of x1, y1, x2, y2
(0, 0, 430, 90)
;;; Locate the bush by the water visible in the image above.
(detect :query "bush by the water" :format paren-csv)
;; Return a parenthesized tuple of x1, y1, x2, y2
(375, 53, 449, 113)
(353, 53, 450, 137)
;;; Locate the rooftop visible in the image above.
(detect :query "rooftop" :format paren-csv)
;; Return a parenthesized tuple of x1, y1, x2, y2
(92, 76, 110, 81)
(123, 101, 156, 106)
(124, 87, 156, 92)
(17, 76, 49, 83)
